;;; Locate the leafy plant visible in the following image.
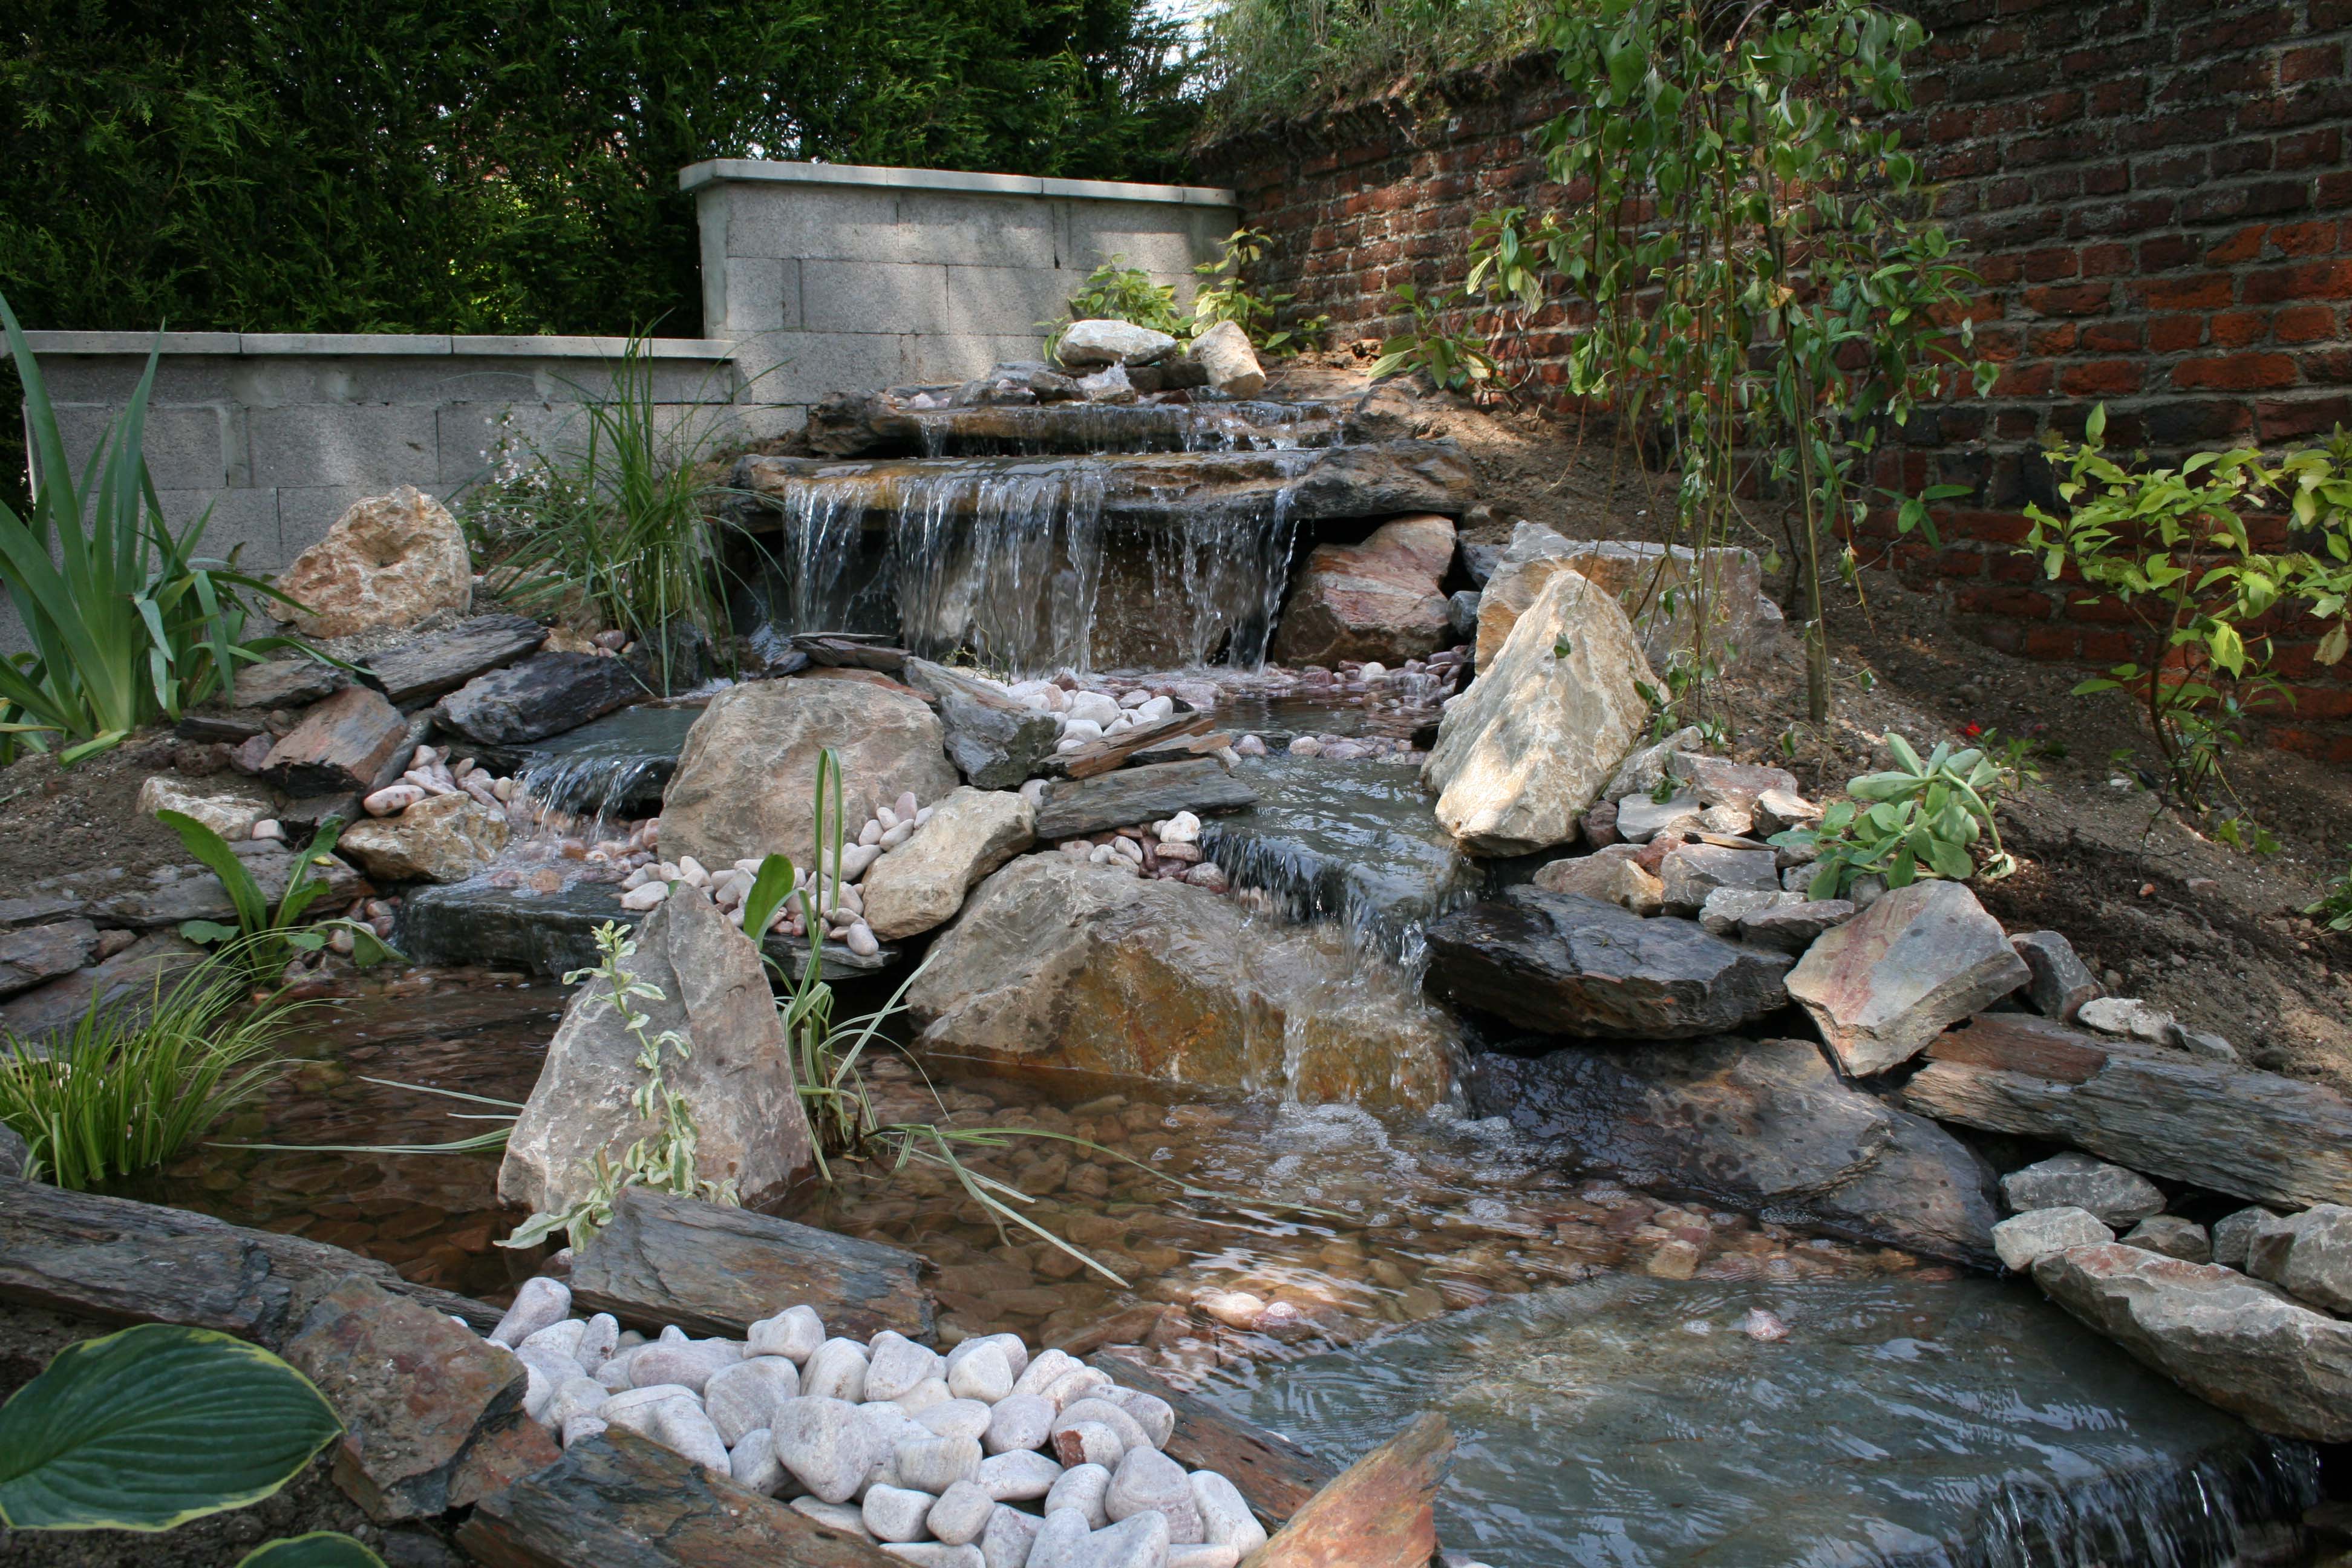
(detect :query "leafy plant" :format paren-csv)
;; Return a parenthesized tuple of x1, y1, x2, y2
(1195, 0, 1553, 140)
(1191, 228, 1327, 357)
(0, 292, 305, 765)
(2307, 851, 2352, 933)
(1368, 283, 1498, 392)
(1039, 259, 1189, 359)
(0, 950, 304, 1190)
(1475, 0, 1990, 727)
(0, 1321, 380, 1564)
(1771, 734, 2016, 899)
(501, 921, 742, 1253)
(465, 335, 740, 694)
(2020, 415, 2352, 818)
(156, 811, 400, 981)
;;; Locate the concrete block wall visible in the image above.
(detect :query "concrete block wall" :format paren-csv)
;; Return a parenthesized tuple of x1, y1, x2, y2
(683, 160, 1236, 416)
(20, 333, 743, 575)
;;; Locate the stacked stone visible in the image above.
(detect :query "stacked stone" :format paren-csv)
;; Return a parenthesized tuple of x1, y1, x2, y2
(483, 1278, 1271, 1568)
(1053, 812, 1228, 893)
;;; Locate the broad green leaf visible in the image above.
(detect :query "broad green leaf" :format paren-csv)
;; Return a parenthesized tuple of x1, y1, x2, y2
(177, 919, 240, 945)
(238, 1534, 388, 1568)
(0, 1324, 339, 1530)
(154, 809, 268, 936)
(740, 852, 799, 940)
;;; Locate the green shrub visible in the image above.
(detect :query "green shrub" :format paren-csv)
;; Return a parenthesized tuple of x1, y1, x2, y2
(0, 952, 305, 1191)
(2019, 413, 2352, 818)
(1771, 734, 2016, 899)
(157, 810, 400, 982)
(0, 293, 302, 764)
(1195, 0, 1552, 140)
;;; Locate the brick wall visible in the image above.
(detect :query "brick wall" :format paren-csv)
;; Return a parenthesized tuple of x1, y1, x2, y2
(1196, 0, 2352, 759)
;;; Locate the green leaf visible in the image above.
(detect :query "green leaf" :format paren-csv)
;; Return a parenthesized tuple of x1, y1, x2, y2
(238, 1534, 388, 1568)
(0, 1324, 340, 1530)
(2085, 403, 2108, 443)
(153, 810, 268, 936)
(740, 853, 799, 941)
(177, 919, 240, 946)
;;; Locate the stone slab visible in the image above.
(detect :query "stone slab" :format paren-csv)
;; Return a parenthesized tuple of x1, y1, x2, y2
(1902, 1014, 2352, 1212)
(364, 613, 550, 706)
(567, 1187, 932, 1344)
(261, 684, 413, 795)
(1032, 758, 1258, 841)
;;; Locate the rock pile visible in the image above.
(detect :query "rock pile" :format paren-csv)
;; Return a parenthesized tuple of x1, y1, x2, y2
(1053, 812, 1230, 893)
(482, 1276, 1271, 1568)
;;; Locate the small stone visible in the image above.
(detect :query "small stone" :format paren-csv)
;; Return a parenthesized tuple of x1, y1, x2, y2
(1027, 1509, 1095, 1568)
(1083, 1509, 1173, 1568)
(947, 1340, 1015, 1403)
(929, 1479, 996, 1546)
(977, 1448, 1063, 1501)
(2278, 1204, 2352, 1313)
(792, 1497, 875, 1538)
(1093, 1387, 1175, 1449)
(1737, 1309, 1789, 1343)
(1198, 1291, 1265, 1329)
(1051, 1421, 1123, 1471)
(561, 1414, 608, 1449)
(898, 1434, 984, 1494)
(1647, 1239, 1701, 1279)
(705, 1356, 801, 1446)
(730, 1427, 786, 1495)
(1991, 1207, 2114, 1272)
(1189, 1470, 1267, 1554)
(864, 1483, 940, 1543)
(2000, 1152, 2164, 1228)
(1106, 1446, 1202, 1540)
(2246, 1209, 2311, 1282)
(1616, 793, 1705, 843)
(748, 1304, 826, 1362)
(2075, 995, 2182, 1047)
(1045, 1463, 1112, 1527)
(1532, 852, 1664, 916)
(1168, 1549, 1242, 1568)
(982, 1504, 1044, 1568)
(920, 1399, 995, 1442)
(802, 1338, 872, 1402)
(653, 1397, 731, 1473)
(865, 1330, 946, 1403)
(1011, 1348, 1082, 1402)
(1183, 862, 1229, 892)
(2212, 1206, 2272, 1269)
(895, 1379, 954, 1417)
(773, 1395, 883, 1503)
(984, 1393, 1055, 1455)
(1159, 811, 1202, 846)
(2122, 1215, 2212, 1264)
(628, 1338, 743, 1394)
(1753, 787, 1821, 836)
(2009, 930, 2100, 1021)
(1697, 886, 1800, 937)
(489, 1276, 571, 1347)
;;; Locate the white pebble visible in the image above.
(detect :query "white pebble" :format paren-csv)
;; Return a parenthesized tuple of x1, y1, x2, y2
(897, 1434, 983, 1493)
(919, 1398, 994, 1442)
(928, 1478, 996, 1546)
(1191, 1470, 1267, 1553)
(561, 1413, 608, 1449)
(882, 1547, 983, 1568)
(947, 1341, 1015, 1404)
(620, 882, 669, 911)
(984, 1393, 1054, 1455)
(1044, 1462, 1111, 1527)
(748, 1304, 826, 1363)
(981, 1506, 1042, 1568)
(792, 1497, 874, 1538)
(488, 1276, 571, 1347)
(730, 1427, 786, 1495)
(864, 1483, 938, 1543)
(864, 1331, 946, 1403)
(802, 1338, 872, 1403)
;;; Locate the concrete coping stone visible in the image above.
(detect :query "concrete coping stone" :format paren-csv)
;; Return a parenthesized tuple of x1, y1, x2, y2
(22, 331, 739, 360)
(678, 157, 1238, 208)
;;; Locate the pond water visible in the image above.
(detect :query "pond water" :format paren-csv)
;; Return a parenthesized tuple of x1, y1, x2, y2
(1210, 1276, 2321, 1568)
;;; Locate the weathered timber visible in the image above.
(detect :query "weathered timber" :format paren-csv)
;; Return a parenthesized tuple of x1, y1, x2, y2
(0, 1176, 498, 1346)
(1032, 757, 1258, 840)
(1050, 710, 1215, 780)
(566, 1187, 932, 1342)
(1088, 1353, 1334, 1527)
(1902, 1014, 2352, 1211)
(458, 1428, 900, 1568)
(1246, 1411, 1452, 1568)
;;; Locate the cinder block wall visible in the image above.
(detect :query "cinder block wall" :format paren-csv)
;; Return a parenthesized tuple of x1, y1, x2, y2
(1195, 0, 2352, 759)
(684, 160, 1236, 412)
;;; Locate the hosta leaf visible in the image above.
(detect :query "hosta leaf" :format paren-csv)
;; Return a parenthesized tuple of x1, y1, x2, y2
(0, 1324, 339, 1530)
(238, 1534, 388, 1568)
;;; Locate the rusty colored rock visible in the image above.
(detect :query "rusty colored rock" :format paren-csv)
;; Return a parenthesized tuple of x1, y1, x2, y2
(261, 684, 414, 795)
(1269, 514, 1455, 668)
(1786, 879, 2030, 1077)
(1247, 1412, 1451, 1568)
(283, 1276, 538, 1520)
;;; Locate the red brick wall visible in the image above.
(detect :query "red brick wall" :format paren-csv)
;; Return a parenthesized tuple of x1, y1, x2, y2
(1195, 0, 2352, 759)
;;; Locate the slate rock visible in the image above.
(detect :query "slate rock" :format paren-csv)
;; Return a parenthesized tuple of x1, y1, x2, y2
(909, 661, 1061, 790)
(1990, 1207, 2113, 1271)
(1785, 879, 2030, 1076)
(435, 651, 641, 745)
(2122, 1215, 2212, 1263)
(263, 684, 413, 795)
(0, 1125, 25, 1178)
(1466, 1034, 1999, 1264)
(2276, 1203, 2352, 1313)
(1739, 898, 1856, 955)
(82, 849, 368, 930)
(1999, 1151, 2164, 1227)
(1666, 753, 1801, 813)
(1425, 888, 1792, 1039)
(2075, 996, 2183, 1047)
(364, 613, 549, 706)
(2211, 1206, 2270, 1269)
(1031, 759, 1258, 842)
(1658, 843, 1780, 915)
(0, 918, 97, 999)
(284, 1275, 550, 1520)
(0, 929, 207, 1048)
(2010, 930, 2100, 1021)
(235, 656, 345, 709)
(498, 889, 814, 1214)
(2033, 1242, 2352, 1443)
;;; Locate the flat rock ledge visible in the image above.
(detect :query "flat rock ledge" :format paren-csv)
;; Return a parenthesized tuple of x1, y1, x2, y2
(2033, 1242, 2352, 1443)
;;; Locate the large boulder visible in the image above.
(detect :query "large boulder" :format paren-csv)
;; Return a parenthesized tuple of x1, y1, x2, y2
(907, 855, 1454, 1111)
(859, 787, 1035, 939)
(1424, 888, 1792, 1039)
(498, 889, 813, 1215)
(276, 486, 471, 639)
(2033, 1242, 2352, 1443)
(1785, 880, 2028, 1076)
(1421, 570, 1653, 856)
(657, 680, 959, 874)
(1465, 1036, 2000, 1265)
(339, 794, 511, 883)
(434, 652, 641, 746)
(1269, 515, 1454, 668)
(1474, 523, 1771, 675)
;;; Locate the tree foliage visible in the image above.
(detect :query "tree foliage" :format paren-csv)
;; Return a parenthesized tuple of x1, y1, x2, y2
(0, 0, 1196, 338)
